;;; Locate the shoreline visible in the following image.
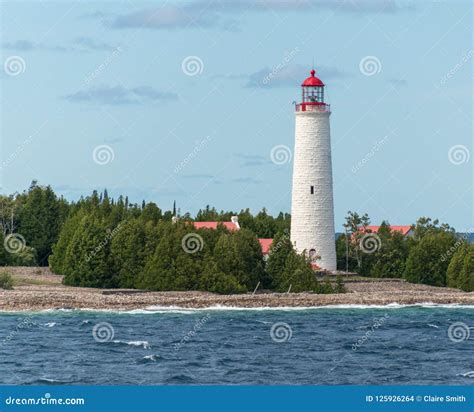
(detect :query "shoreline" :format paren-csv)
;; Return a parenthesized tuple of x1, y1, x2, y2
(0, 267, 473, 312)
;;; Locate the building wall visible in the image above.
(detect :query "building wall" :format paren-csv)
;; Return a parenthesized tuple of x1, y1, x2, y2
(290, 110, 337, 271)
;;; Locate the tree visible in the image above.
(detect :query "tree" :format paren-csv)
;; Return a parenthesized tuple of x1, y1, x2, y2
(17, 184, 62, 265)
(213, 229, 265, 290)
(277, 250, 319, 293)
(404, 231, 457, 286)
(446, 242, 469, 288)
(343, 211, 371, 272)
(265, 231, 293, 288)
(369, 226, 410, 278)
(458, 245, 474, 292)
(62, 215, 114, 288)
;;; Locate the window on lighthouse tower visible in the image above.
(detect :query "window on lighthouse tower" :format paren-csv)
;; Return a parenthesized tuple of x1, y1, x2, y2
(310, 186, 314, 195)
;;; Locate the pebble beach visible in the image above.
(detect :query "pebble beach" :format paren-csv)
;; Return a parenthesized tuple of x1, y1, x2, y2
(1, 267, 473, 311)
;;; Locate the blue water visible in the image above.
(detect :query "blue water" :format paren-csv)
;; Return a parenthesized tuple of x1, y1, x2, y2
(0, 306, 472, 385)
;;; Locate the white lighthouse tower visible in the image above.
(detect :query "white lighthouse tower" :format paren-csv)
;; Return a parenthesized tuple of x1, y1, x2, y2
(290, 69, 337, 271)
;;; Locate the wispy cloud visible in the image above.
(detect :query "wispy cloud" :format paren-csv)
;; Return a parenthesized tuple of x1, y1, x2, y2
(182, 173, 215, 179)
(109, 5, 226, 30)
(2, 37, 117, 53)
(244, 64, 346, 88)
(235, 153, 269, 167)
(63, 85, 178, 105)
(108, 0, 408, 31)
(232, 177, 262, 184)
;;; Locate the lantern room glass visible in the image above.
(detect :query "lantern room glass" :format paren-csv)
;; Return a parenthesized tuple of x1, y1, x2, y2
(302, 86, 324, 104)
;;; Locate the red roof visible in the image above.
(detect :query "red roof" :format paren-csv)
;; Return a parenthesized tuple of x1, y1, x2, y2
(363, 225, 412, 236)
(258, 238, 273, 255)
(301, 69, 325, 87)
(192, 222, 239, 231)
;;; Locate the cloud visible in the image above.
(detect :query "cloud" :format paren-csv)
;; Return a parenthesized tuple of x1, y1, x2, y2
(232, 177, 262, 184)
(194, 0, 407, 13)
(73, 37, 116, 51)
(235, 153, 269, 166)
(108, 0, 408, 31)
(63, 85, 178, 105)
(110, 5, 223, 30)
(2, 37, 117, 53)
(182, 173, 215, 179)
(244, 64, 346, 88)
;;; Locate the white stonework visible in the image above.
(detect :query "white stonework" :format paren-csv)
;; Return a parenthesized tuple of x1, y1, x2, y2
(290, 108, 337, 271)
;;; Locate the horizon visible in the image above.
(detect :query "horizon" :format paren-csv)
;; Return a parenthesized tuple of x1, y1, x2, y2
(1, 0, 472, 233)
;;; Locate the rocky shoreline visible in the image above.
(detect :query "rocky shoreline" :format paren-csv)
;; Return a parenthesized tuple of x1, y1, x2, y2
(0, 267, 473, 311)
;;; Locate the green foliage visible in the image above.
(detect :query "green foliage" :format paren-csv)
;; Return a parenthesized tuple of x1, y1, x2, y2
(334, 275, 346, 293)
(458, 245, 474, 292)
(446, 241, 469, 288)
(404, 231, 457, 286)
(0, 271, 13, 290)
(8, 246, 37, 266)
(17, 183, 65, 265)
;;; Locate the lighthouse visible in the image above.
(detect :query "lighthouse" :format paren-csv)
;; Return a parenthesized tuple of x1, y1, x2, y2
(290, 69, 337, 271)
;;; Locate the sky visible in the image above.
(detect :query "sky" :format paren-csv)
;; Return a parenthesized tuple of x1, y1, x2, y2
(0, 0, 472, 232)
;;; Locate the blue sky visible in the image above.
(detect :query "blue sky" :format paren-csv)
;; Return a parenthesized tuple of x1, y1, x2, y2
(1, 0, 472, 231)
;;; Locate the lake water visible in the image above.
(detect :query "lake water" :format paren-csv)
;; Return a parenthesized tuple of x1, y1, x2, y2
(0, 305, 472, 385)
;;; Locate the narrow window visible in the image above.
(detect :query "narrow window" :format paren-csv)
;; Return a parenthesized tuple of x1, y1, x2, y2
(310, 185, 314, 194)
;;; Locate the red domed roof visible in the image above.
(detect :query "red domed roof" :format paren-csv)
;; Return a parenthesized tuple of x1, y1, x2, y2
(301, 69, 324, 87)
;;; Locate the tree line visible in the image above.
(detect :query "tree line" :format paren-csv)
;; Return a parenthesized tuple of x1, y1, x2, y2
(336, 212, 473, 291)
(0, 183, 471, 292)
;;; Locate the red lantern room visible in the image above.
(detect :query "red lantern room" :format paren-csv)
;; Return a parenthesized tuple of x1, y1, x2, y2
(296, 69, 330, 112)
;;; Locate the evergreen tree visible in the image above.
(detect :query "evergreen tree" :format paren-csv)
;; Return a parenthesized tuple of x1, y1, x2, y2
(458, 245, 474, 292)
(404, 231, 457, 286)
(446, 242, 469, 288)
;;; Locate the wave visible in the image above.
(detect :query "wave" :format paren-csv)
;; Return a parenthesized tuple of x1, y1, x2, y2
(112, 340, 151, 349)
(140, 354, 159, 363)
(458, 371, 474, 378)
(1, 302, 473, 315)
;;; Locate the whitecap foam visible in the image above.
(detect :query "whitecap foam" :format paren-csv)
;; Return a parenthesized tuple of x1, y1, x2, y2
(458, 371, 474, 378)
(1, 302, 473, 314)
(112, 340, 151, 349)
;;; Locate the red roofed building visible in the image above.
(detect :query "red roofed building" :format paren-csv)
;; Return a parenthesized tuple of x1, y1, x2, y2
(361, 225, 413, 236)
(184, 216, 274, 256)
(258, 238, 273, 258)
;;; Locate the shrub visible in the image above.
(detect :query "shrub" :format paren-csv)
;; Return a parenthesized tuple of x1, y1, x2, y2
(0, 271, 14, 290)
